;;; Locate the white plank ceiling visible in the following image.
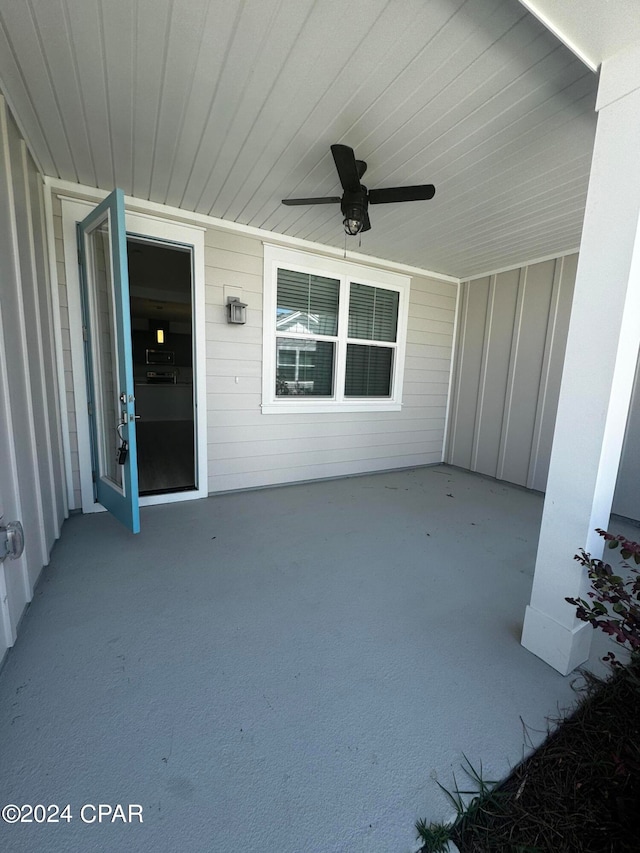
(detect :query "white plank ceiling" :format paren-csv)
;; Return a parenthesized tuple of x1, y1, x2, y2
(0, 0, 600, 279)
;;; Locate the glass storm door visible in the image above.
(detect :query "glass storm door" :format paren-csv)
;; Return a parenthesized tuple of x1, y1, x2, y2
(77, 189, 140, 533)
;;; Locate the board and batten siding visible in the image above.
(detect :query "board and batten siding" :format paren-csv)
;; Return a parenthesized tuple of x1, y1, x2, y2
(446, 252, 640, 521)
(446, 255, 578, 492)
(52, 187, 457, 502)
(204, 228, 456, 493)
(0, 94, 66, 655)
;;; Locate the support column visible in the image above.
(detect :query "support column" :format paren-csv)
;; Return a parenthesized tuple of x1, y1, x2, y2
(522, 43, 640, 675)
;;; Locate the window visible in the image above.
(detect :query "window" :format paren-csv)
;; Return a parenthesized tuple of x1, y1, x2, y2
(262, 245, 410, 413)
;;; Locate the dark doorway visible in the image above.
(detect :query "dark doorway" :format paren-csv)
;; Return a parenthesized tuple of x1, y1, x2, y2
(127, 238, 196, 496)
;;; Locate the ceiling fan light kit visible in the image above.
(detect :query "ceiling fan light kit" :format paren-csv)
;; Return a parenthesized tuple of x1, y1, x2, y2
(282, 144, 435, 236)
(342, 201, 367, 235)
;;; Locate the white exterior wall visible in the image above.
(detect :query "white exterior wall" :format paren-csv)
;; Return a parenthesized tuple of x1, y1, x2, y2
(52, 186, 457, 501)
(0, 94, 66, 658)
(51, 197, 81, 508)
(447, 254, 578, 490)
(613, 350, 640, 519)
(447, 251, 640, 520)
(205, 228, 455, 493)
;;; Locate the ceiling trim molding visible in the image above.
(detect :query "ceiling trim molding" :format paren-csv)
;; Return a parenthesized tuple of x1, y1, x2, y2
(0, 88, 46, 177)
(517, 1, 599, 72)
(45, 177, 460, 284)
(463, 248, 580, 282)
(596, 42, 640, 112)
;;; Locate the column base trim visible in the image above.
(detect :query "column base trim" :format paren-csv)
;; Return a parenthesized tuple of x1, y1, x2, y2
(521, 605, 592, 675)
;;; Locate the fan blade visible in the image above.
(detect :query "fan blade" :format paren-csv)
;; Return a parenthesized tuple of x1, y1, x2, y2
(356, 159, 367, 180)
(331, 144, 361, 193)
(282, 196, 342, 205)
(369, 184, 436, 204)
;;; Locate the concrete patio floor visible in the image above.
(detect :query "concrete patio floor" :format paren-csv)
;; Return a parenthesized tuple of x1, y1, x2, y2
(0, 464, 632, 853)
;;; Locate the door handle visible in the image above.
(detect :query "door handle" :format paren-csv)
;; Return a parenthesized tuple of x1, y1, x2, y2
(117, 415, 140, 441)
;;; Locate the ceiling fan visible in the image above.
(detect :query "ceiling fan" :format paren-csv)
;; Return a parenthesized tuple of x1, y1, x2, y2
(282, 144, 436, 236)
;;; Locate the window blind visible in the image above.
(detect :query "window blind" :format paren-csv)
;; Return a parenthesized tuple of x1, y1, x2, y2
(348, 283, 398, 342)
(277, 269, 339, 336)
(345, 344, 393, 397)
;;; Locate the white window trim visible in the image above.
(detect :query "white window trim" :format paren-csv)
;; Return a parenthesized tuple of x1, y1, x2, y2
(262, 244, 410, 414)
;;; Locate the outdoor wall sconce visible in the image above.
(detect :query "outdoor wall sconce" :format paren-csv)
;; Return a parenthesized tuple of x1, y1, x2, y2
(226, 297, 247, 324)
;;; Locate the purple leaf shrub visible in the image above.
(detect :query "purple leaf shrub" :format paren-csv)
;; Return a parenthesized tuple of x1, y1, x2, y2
(566, 528, 640, 666)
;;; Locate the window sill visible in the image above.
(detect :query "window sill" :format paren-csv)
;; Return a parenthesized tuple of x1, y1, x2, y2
(261, 401, 402, 414)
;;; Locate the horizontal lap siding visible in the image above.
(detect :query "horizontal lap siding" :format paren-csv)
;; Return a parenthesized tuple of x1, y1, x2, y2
(53, 190, 456, 499)
(50, 185, 640, 511)
(205, 229, 456, 491)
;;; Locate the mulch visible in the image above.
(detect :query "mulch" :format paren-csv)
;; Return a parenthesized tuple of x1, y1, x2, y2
(447, 661, 640, 852)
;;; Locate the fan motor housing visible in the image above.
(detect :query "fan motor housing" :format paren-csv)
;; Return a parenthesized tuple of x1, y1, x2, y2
(340, 187, 367, 221)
